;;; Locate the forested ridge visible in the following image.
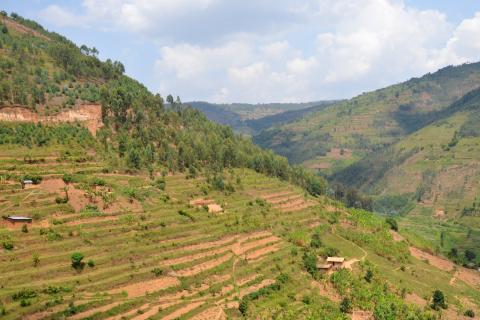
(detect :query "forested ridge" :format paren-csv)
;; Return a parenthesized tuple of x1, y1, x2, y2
(0, 11, 326, 196)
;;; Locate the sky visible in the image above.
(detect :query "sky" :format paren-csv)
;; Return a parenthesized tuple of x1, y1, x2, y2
(3, 0, 480, 103)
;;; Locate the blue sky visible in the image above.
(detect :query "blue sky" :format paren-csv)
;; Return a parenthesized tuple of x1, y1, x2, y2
(3, 1, 480, 103)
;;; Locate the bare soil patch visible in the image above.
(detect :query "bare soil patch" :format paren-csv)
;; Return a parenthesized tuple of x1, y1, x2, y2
(457, 268, 480, 289)
(237, 274, 261, 286)
(191, 307, 226, 320)
(390, 230, 404, 242)
(162, 247, 231, 267)
(39, 178, 66, 194)
(0, 104, 102, 135)
(405, 293, 427, 307)
(311, 281, 341, 302)
(174, 253, 233, 277)
(434, 209, 446, 219)
(352, 310, 373, 320)
(409, 247, 454, 272)
(108, 277, 179, 298)
(246, 243, 281, 260)
(190, 198, 223, 213)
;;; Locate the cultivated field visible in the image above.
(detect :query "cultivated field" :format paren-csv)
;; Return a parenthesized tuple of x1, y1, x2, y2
(0, 145, 479, 319)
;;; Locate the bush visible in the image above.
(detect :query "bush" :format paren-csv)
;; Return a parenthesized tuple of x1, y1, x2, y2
(151, 267, 164, 277)
(364, 269, 373, 283)
(431, 290, 447, 310)
(87, 260, 95, 268)
(154, 178, 166, 190)
(340, 297, 352, 313)
(2, 240, 13, 250)
(12, 289, 37, 301)
(385, 217, 398, 231)
(71, 252, 85, 270)
(310, 232, 323, 249)
(55, 196, 68, 204)
(303, 251, 318, 277)
(464, 309, 475, 318)
(21, 224, 28, 233)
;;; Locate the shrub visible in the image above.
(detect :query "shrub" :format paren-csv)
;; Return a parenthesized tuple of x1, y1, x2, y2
(385, 217, 398, 231)
(71, 252, 85, 270)
(464, 309, 475, 318)
(340, 297, 352, 313)
(2, 240, 13, 250)
(32, 253, 40, 267)
(20, 299, 31, 307)
(151, 267, 164, 277)
(21, 224, 28, 233)
(55, 196, 68, 204)
(431, 290, 447, 310)
(364, 269, 374, 282)
(87, 260, 95, 268)
(303, 251, 317, 277)
(310, 232, 323, 249)
(154, 178, 166, 190)
(62, 174, 74, 184)
(12, 289, 37, 301)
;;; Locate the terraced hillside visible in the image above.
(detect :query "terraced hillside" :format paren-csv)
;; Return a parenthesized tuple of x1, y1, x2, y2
(255, 63, 480, 170)
(1, 143, 480, 319)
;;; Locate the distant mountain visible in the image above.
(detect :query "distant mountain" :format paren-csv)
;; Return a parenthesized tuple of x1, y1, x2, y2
(187, 100, 339, 134)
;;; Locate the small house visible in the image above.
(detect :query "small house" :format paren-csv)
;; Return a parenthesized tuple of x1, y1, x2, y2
(3, 216, 33, 226)
(317, 262, 333, 272)
(327, 257, 345, 269)
(21, 180, 33, 189)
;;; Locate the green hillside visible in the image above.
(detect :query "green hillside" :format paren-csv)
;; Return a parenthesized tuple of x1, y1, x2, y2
(254, 63, 480, 168)
(1, 11, 480, 320)
(254, 61, 480, 269)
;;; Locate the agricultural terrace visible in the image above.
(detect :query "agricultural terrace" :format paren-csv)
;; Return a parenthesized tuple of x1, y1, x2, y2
(0, 144, 479, 319)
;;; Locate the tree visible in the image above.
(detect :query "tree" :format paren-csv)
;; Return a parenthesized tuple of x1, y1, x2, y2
(431, 290, 447, 310)
(71, 252, 85, 270)
(310, 232, 323, 249)
(32, 253, 40, 267)
(385, 217, 398, 231)
(302, 251, 317, 277)
(365, 269, 374, 283)
(340, 297, 352, 313)
(465, 249, 476, 262)
(1, 25, 7, 34)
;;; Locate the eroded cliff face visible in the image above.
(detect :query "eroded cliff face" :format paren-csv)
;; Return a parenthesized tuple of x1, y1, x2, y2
(0, 104, 103, 135)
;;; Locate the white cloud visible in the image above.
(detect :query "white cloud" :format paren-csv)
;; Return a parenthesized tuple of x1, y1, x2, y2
(37, 0, 480, 102)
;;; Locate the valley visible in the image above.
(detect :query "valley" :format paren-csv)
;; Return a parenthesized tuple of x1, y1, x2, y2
(0, 8, 480, 320)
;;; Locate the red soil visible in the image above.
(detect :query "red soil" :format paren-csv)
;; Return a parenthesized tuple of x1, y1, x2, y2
(108, 277, 179, 298)
(409, 247, 454, 272)
(0, 104, 103, 135)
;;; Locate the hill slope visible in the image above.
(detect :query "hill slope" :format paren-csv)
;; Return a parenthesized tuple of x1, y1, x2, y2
(187, 101, 337, 135)
(0, 11, 479, 320)
(254, 63, 480, 168)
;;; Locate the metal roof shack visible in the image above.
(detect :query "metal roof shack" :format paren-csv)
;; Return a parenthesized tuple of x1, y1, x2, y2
(317, 263, 333, 270)
(326, 257, 345, 263)
(3, 216, 33, 224)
